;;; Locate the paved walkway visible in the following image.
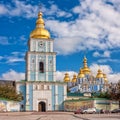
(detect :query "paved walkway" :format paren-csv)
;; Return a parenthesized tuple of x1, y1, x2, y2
(0, 112, 119, 120)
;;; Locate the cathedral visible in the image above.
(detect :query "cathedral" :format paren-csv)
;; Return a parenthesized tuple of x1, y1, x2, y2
(64, 56, 109, 93)
(16, 12, 67, 112)
(10, 11, 109, 112)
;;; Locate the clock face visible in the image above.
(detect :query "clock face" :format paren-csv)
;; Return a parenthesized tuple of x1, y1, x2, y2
(39, 42, 43, 47)
(38, 41, 45, 51)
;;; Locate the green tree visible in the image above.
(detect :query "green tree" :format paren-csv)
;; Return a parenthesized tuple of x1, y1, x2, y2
(0, 83, 22, 101)
(109, 81, 120, 108)
(92, 91, 110, 98)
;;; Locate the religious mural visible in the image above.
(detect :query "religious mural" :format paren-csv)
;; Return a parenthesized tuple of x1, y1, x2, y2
(0, 100, 20, 112)
(0, 101, 7, 112)
(64, 100, 94, 111)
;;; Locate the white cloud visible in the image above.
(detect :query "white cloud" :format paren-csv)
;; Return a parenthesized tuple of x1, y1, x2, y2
(0, 70, 76, 82)
(6, 57, 24, 63)
(20, 35, 26, 41)
(93, 51, 111, 57)
(90, 63, 113, 75)
(0, 36, 9, 45)
(93, 51, 100, 57)
(39, 4, 72, 18)
(0, 0, 38, 18)
(103, 51, 111, 57)
(0, 69, 119, 83)
(108, 73, 120, 83)
(45, 0, 120, 55)
(1, 0, 120, 55)
(0, 69, 25, 81)
(56, 71, 77, 81)
(0, 35, 27, 46)
(1, 52, 25, 64)
(11, 51, 25, 57)
(0, 1, 71, 19)
(6, 52, 25, 63)
(0, 4, 8, 15)
(11, 52, 21, 56)
(89, 63, 120, 83)
(98, 58, 119, 63)
(0, 56, 3, 60)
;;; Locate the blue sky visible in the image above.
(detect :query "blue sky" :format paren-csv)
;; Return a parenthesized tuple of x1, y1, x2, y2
(0, 0, 120, 82)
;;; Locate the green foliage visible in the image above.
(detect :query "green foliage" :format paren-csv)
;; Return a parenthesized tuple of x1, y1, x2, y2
(0, 83, 22, 101)
(109, 80, 120, 108)
(109, 81, 120, 100)
(92, 92, 110, 99)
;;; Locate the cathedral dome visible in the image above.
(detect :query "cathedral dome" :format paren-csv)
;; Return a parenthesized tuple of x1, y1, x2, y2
(82, 56, 91, 74)
(72, 74, 77, 82)
(30, 28, 50, 39)
(64, 73, 70, 82)
(30, 12, 50, 39)
(78, 69, 85, 78)
(96, 69, 104, 78)
(103, 73, 108, 83)
(82, 67, 91, 74)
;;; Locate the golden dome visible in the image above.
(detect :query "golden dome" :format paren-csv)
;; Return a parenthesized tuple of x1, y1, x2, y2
(72, 74, 77, 82)
(103, 73, 108, 83)
(82, 56, 91, 74)
(78, 69, 85, 78)
(30, 12, 50, 39)
(96, 69, 104, 78)
(64, 73, 70, 82)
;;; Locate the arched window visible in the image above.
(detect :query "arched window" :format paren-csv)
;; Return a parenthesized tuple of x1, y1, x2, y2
(39, 62, 44, 73)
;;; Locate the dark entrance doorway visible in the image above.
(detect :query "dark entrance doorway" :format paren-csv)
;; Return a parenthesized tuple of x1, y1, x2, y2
(38, 101, 46, 112)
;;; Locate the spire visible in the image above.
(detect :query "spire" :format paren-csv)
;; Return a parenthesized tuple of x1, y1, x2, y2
(82, 56, 91, 74)
(83, 56, 88, 68)
(36, 12, 45, 28)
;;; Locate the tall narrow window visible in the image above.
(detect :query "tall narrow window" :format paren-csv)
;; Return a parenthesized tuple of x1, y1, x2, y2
(39, 62, 44, 73)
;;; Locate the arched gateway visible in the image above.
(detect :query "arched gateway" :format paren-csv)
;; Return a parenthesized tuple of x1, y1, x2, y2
(38, 101, 46, 112)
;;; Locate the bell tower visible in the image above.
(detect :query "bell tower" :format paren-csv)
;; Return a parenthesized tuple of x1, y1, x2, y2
(17, 11, 67, 112)
(26, 12, 56, 82)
